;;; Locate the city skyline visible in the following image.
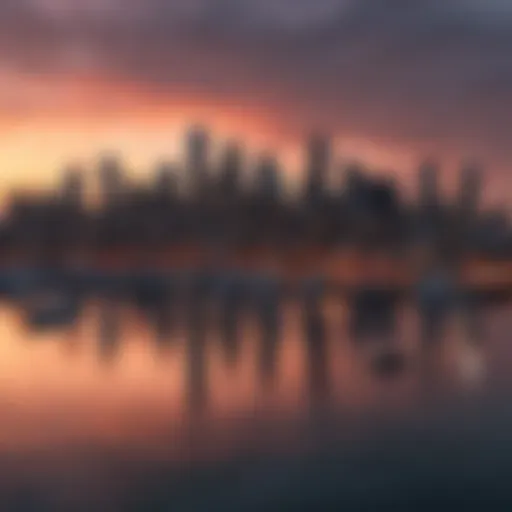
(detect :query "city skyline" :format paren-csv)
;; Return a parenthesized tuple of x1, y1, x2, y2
(4, 125, 508, 212)
(0, 1, 511, 206)
(0, 3, 510, 509)
(2, 125, 510, 272)
(2, 117, 510, 208)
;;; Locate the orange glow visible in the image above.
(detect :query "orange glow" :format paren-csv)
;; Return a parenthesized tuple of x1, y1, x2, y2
(0, 71, 507, 206)
(0, 73, 302, 202)
(0, 72, 415, 196)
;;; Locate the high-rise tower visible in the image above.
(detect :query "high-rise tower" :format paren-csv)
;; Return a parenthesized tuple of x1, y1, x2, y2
(99, 155, 124, 207)
(257, 154, 281, 201)
(185, 126, 210, 195)
(418, 159, 440, 212)
(61, 165, 84, 208)
(218, 141, 242, 198)
(459, 162, 482, 217)
(154, 162, 177, 199)
(305, 134, 330, 203)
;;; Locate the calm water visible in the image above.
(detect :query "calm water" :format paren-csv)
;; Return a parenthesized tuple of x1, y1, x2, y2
(0, 297, 511, 511)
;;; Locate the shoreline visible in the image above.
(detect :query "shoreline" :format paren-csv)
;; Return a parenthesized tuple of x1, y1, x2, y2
(0, 248, 510, 296)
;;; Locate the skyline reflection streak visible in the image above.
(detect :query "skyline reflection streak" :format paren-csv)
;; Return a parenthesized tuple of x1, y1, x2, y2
(0, 297, 495, 431)
(0, 293, 507, 509)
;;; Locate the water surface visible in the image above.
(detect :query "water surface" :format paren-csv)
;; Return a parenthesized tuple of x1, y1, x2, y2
(0, 298, 511, 510)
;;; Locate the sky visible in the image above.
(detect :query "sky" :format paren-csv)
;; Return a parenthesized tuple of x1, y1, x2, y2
(0, 0, 511, 204)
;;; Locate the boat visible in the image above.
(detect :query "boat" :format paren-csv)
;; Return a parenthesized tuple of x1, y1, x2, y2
(23, 292, 80, 329)
(416, 268, 457, 314)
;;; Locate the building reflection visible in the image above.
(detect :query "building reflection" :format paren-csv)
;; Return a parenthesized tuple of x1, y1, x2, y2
(186, 282, 209, 412)
(151, 297, 175, 348)
(11, 288, 498, 416)
(219, 298, 242, 367)
(299, 278, 329, 402)
(344, 285, 409, 379)
(186, 318, 208, 413)
(370, 347, 407, 379)
(455, 299, 487, 387)
(97, 298, 121, 363)
(348, 287, 398, 342)
(460, 294, 486, 345)
(303, 296, 329, 401)
(218, 278, 245, 367)
(255, 278, 282, 390)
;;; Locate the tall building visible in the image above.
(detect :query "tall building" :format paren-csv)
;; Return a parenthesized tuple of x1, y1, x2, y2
(61, 165, 84, 208)
(154, 162, 177, 199)
(367, 179, 398, 217)
(256, 155, 281, 201)
(457, 163, 482, 251)
(99, 155, 124, 207)
(344, 162, 367, 213)
(218, 141, 242, 197)
(305, 134, 330, 202)
(459, 162, 482, 216)
(418, 159, 440, 211)
(185, 126, 210, 195)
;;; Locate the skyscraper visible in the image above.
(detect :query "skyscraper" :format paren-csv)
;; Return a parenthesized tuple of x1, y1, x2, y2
(61, 165, 84, 208)
(154, 162, 177, 199)
(345, 162, 367, 214)
(99, 155, 124, 207)
(459, 162, 482, 216)
(418, 159, 440, 212)
(458, 162, 482, 251)
(218, 141, 242, 198)
(256, 154, 280, 201)
(305, 134, 330, 202)
(185, 126, 210, 195)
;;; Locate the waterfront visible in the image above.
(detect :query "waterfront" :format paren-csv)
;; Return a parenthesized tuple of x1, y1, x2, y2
(0, 296, 510, 510)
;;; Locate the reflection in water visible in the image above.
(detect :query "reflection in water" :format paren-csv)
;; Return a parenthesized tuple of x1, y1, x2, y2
(13, 287, 497, 415)
(417, 290, 489, 395)
(2, 286, 508, 508)
(6, 285, 499, 447)
(349, 288, 397, 342)
(371, 348, 407, 379)
(152, 297, 175, 346)
(255, 278, 282, 389)
(187, 321, 208, 413)
(419, 305, 451, 346)
(460, 295, 486, 344)
(347, 287, 408, 380)
(303, 297, 329, 401)
(219, 282, 244, 367)
(301, 278, 329, 401)
(1, 285, 508, 510)
(416, 271, 457, 346)
(98, 297, 121, 362)
(455, 298, 487, 388)
(23, 291, 81, 330)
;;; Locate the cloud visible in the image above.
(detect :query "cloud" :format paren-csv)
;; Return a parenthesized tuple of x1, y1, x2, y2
(0, 0, 511, 172)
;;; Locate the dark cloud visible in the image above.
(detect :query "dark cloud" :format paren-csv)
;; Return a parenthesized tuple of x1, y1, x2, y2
(1, 0, 511, 172)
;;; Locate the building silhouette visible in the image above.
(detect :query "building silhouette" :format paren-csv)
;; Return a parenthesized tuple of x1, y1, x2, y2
(419, 159, 440, 212)
(99, 155, 124, 207)
(344, 162, 369, 221)
(186, 126, 210, 195)
(416, 159, 443, 251)
(474, 209, 509, 254)
(154, 162, 178, 200)
(459, 162, 482, 217)
(217, 140, 243, 199)
(0, 125, 509, 264)
(256, 154, 281, 202)
(60, 165, 84, 209)
(305, 134, 330, 205)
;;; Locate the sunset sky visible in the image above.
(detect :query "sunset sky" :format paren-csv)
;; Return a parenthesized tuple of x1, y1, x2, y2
(0, 0, 511, 204)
